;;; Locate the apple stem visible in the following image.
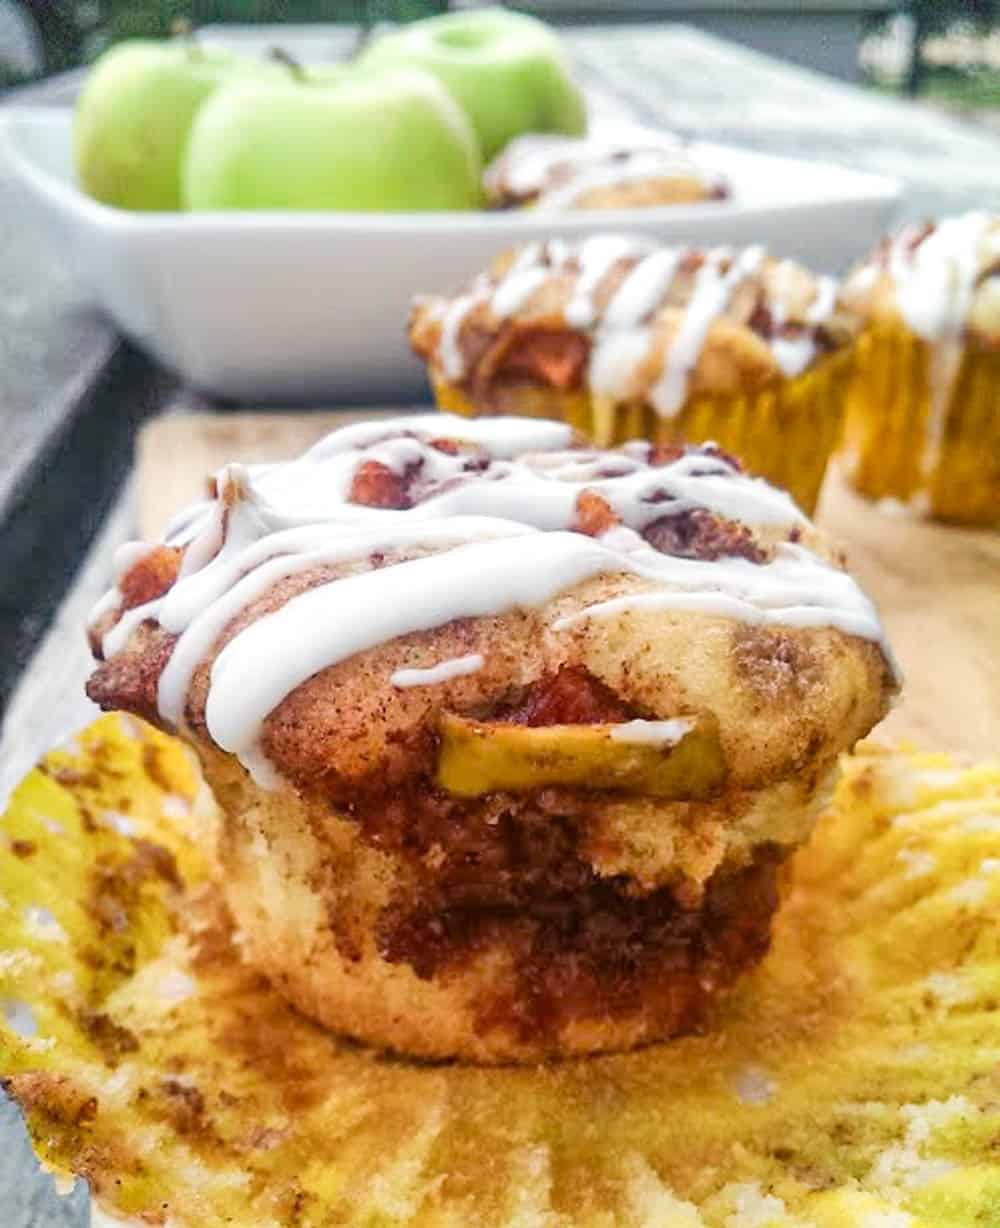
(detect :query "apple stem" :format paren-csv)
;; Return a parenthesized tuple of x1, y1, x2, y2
(170, 17, 205, 58)
(170, 17, 202, 57)
(269, 47, 307, 81)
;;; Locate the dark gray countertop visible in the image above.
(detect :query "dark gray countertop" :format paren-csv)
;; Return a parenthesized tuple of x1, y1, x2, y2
(0, 72, 171, 725)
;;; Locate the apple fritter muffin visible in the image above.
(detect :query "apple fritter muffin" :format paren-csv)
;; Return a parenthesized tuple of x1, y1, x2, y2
(410, 236, 861, 513)
(86, 414, 897, 1061)
(483, 130, 728, 211)
(840, 211, 1000, 524)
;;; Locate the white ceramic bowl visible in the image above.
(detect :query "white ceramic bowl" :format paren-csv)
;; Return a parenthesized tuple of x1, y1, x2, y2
(2, 106, 900, 403)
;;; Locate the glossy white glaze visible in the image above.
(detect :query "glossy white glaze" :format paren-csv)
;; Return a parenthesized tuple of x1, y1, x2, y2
(538, 150, 716, 210)
(603, 248, 684, 330)
(484, 131, 726, 212)
(433, 237, 837, 415)
(565, 235, 643, 328)
(888, 212, 990, 341)
(883, 212, 993, 486)
(555, 542, 889, 651)
(651, 245, 765, 415)
(156, 518, 530, 729)
(206, 532, 620, 771)
(769, 272, 838, 377)
(490, 242, 551, 318)
(438, 282, 489, 380)
(391, 653, 485, 689)
(608, 718, 693, 746)
(86, 541, 155, 630)
(92, 415, 891, 785)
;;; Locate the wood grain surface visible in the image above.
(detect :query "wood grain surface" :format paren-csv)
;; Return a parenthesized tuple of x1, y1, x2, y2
(137, 412, 1000, 760)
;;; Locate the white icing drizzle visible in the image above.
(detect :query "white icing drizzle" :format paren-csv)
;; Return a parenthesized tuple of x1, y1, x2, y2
(590, 247, 683, 400)
(807, 275, 839, 326)
(487, 132, 677, 196)
(490, 242, 551, 318)
(770, 334, 816, 379)
(848, 264, 878, 296)
(205, 533, 619, 768)
(438, 242, 569, 366)
(484, 130, 726, 211)
(163, 499, 213, 547)
(608, 718, 693, 747)
(554, 542, 891, 653)
(87, 541, 156, 629)
(651, 245, 766, 416)
(588, 327, 654, 402)
(89, 585, 125, 630)
(888, 212, 990, 342)
(885, 212, 992, 487)
(391, 654, 485, 689)
(438, 282, 489, 380)
(770, 272, 839, 378)
(490, 267, 549, 319)
(539, 152, 708, 210)
(156, 519, 531, 729)
(305, 413, 574, 462)
(90, 414, 892, 786)
(431, 238, 835, 417)
(603, 249, 685, 330)
(565, 236, 641, 328)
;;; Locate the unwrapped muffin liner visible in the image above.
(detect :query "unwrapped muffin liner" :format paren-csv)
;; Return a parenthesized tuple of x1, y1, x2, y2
(4, 715, 1000, 1225)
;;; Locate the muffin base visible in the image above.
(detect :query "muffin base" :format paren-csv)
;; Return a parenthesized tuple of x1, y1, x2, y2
(202, 748, 785, 1064)
(432, 350, 851, 516)
(842, 320, 1000, 526)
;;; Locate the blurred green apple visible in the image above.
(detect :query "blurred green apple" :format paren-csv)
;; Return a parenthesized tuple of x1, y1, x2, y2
(359, 8, 586, 162)
(74, 39, 256, 211)
(182, 65, 483, 212)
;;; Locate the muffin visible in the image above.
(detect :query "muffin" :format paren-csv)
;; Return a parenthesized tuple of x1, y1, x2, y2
(86, 414, 896, 1063)
(410, 237, 859, 514)
(840, 211, 1000, 524)
(484, 130, 728, 210)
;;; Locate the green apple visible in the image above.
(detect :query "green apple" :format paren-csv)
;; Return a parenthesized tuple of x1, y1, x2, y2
(358, 8, 586, 162)
(182, 65, 483, 212)
(74, 39, 257, 211)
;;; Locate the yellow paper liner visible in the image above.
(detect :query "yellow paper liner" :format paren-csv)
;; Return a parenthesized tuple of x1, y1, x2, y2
(3, 715, 1000, 1224)
(433, 352, 852, 516)
(842, 320, 1000, 526)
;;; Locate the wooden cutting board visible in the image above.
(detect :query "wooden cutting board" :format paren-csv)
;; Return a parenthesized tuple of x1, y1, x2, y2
(137, 412, 1000, 760)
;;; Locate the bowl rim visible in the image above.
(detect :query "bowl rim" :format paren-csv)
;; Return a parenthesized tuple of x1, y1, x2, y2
(1, 104, 903, 237)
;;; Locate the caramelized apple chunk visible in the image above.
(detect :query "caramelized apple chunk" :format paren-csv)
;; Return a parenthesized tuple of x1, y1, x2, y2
(436, 713, 726, 799)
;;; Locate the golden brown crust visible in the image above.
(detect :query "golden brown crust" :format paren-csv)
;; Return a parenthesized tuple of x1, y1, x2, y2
(85, 419, 895, 1061)
(87, 623, 177, 726)
(409, 244, 859, 407)
(89, 565, 891, 800)
(86, 427, 883, 800)
(201, 744, 783, 1062)
(483, 134, 729, 212)
(492, 173, 726, 212)
(87, 536, 890, 1062)
(842, 213, 1000, 347)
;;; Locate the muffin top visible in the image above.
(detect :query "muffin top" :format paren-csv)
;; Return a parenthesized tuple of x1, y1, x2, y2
(87, 414, 896, 795)
(410, 236, 859, 414)
(483, 130, 728, 210)
(842, 211, 1000, 345)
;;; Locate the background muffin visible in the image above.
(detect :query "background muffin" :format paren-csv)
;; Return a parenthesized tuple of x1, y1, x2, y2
(484, 130, 728, 210)
(410, 237, 859, 514)
(86, 415, 896, 1062)
(840, 211, 1000, 525)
